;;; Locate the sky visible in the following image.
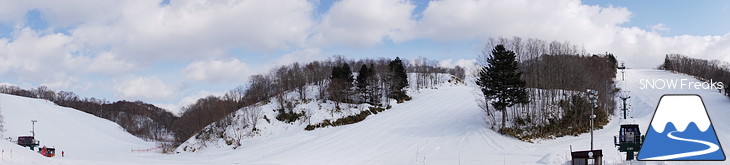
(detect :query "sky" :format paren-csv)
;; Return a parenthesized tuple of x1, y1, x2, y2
(1, 0, 729, 114)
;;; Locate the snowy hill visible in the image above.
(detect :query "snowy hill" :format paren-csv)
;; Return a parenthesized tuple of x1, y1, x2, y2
(0, 93, 171, 164)
(180, 69, 730, 164)
(1, 69, 728, 164)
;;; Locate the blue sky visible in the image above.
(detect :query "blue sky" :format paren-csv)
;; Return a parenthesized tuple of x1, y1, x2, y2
(583, 0, 730, 36)
(1, 0, 729, 114)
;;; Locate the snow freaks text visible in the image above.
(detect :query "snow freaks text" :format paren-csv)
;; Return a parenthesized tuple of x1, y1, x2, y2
(639, 79, 724, 90)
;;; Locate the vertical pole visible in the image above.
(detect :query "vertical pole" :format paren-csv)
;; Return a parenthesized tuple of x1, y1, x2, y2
(621, 98, 627, 119)
(620, 62, 626, 81)
(587, 90, 597, 151)
(31, 120, 37, 137)
(627, 151, 634, 161)
(619, 92, 630, 120)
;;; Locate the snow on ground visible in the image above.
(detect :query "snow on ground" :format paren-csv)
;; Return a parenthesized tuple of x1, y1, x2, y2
(204, 69, 729, 164)
(1, 69, 728, 164)
(0, 94, 195, 165)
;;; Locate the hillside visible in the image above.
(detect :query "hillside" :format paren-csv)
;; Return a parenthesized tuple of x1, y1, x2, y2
(175, 73, 457, 152)
(1, 69, 728, 164)
(0, 94, 175, 165)
(176, 69, 730, 164)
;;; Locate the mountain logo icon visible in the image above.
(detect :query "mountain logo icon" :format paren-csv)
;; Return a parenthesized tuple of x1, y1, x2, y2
(638, 94, 726, 161)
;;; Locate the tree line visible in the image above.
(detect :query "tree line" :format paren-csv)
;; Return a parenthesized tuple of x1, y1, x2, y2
(409, 57, 465, 91)
(0, 85, 177, 141)
(477, 37, 618, 141)
(660, 54, 730, 97)
(173, 55, 465, 148)
(0, 55, 465, 150)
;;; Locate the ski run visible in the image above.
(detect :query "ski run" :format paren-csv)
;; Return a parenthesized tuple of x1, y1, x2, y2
(1, 69, 728, 165)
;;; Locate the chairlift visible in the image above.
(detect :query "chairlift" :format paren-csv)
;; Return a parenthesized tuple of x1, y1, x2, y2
(614, 91, 643, 160)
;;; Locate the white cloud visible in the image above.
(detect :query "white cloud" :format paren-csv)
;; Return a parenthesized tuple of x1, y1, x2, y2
(0, 28, 75, 78)
(414, 0, 628, 43)
(0, 82, 15, 87)
(0, 28, 136, 92)
(311, 0, 416, 48)
(0, 28, 93, 91)
(650, 23, 670, 32)
(183, 58, 253, 83)
(3, 0, 730, 106)
(0, 0, 31, 24)
(114, 76, 175, 101)
(71, 0, 315, 63)
(276, 48, 324, 66)
(40, 72, 88, 91)
(0, 0, 122, 27)
(156, 90, 223, 116)
(86, 52, 136, 75)
(438, 58, 477, 72)
(409, 0, 730, 68)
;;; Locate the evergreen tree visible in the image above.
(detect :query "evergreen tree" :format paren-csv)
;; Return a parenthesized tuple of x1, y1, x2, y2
(476, 45, 529, 129)
(329, 63, 354, 106)
(356, 64, 374, 103)
(606, 53, 617, 68)
(662, 54, 673, 70)
(367, 64, 381, 105)
(389, 57, 409, 101)
(356, 64, 371, 91)
(331, 63, 354, 85)
(341, 63, 354, 85)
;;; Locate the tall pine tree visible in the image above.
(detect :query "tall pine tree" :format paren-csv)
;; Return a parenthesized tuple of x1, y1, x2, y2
(389, 57, 409, 102)
(477, 45, 529, 129)
(329, 63, 354, 106)
(356, 64, 374, 103)
(356, 64, 372, 91)
(662, 54, 673, 70)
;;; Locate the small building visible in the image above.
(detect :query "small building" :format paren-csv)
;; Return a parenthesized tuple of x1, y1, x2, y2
(571, 150, 602, 165)
(17, 136, 40, 150)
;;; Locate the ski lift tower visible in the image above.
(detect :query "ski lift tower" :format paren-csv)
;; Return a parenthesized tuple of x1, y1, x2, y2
(18, 120, 40, 150)
(31, 120, 37, 137)
(619, 91, 630, 120)
(618, 61, 626, 81)
(614, 91, 643, 160)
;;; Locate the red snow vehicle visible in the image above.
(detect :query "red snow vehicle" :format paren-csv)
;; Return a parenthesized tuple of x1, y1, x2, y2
(39, 146, 56, 157)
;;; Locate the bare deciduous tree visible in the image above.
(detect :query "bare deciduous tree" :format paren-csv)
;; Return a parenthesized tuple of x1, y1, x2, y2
(242, 105, 263, 132)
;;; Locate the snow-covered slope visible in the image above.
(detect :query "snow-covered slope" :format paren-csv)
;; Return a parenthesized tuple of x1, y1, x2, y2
(192, 69, 730, 164)
(0, 140, 54, 165)
(0, 93, 176, 165)
(2, 69, 728, 164)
